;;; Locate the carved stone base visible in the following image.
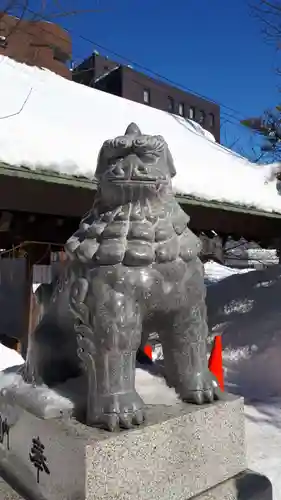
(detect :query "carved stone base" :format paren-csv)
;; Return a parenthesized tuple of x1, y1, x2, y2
(0, 470, 272, 500)
(0, 390, 271, 500)
(0, 369, 273, 500)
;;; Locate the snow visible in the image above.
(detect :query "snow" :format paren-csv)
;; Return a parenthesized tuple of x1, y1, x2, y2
(204, 260, 254, 284)
(205, 261, 281, 403)
(1, 56, 281, 213)
(0, 343, 24, 372)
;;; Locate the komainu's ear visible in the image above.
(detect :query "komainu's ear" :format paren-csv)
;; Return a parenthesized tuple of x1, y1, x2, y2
(167, 148, 176, 178)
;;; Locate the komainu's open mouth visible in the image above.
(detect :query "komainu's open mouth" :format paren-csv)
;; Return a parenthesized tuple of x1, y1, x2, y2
(106, 177, 168, 185)
(109, 178, 157, 183)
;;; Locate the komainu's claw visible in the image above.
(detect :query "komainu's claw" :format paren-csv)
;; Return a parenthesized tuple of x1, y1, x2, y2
(87, 391, 145, 431)
(179, 370, 224, 405)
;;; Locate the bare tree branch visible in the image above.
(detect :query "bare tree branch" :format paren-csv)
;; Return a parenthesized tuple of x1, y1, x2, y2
(46, 9, 109, 19)
(3, 0, 30, 42)
(250, 0, 281, 45)
(29, 0, 109, 20)
(4, 0, 109, 27)
(241, 106, 281, 163)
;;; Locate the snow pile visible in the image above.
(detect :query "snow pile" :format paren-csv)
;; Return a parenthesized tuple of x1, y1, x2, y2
(0, 343, 24, 372)
(206, 262, 281, 401)
(204, 260, 254, 284)
(0, 56, 281, 212)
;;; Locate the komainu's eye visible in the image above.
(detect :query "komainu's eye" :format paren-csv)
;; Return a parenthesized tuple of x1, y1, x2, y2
(112, 164, 125, 176)
(137, 165, 148, 174)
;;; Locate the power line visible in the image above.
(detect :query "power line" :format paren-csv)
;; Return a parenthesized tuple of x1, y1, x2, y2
(70, 58, 242, 126)
(76, 42, 245, 120)
(70, 57, 242, 123)
(16, 4, 247, 124)
(71, 60, 245, 127)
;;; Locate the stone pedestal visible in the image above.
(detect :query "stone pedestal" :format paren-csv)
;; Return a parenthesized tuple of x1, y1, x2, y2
(0, 393, 272, 500)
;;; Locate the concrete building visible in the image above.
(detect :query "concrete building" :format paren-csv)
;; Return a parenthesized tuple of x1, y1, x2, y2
(72, 52, 220, 141)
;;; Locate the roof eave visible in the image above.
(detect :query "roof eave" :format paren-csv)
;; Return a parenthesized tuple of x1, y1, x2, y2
(1, 162, 281, 220)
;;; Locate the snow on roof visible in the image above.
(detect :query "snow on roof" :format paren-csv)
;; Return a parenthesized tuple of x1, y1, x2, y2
(0, 55, 281, 213)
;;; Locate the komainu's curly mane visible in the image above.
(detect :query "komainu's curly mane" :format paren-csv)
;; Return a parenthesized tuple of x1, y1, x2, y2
(65, 194, 201, 266)
(65, 123, 202, 266)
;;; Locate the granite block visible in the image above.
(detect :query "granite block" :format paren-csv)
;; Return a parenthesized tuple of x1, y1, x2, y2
(0, 479, 21, 500)
(0, 393, 246, 500)
(85, 394, 246, 500)
(0, 471, 273, 500)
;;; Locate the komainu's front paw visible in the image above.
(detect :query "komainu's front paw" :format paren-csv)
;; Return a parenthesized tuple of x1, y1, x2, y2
(178, 369, 225, 405)
(87, 391, 145, 431)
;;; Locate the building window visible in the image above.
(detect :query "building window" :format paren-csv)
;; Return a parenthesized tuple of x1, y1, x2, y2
(188, 107, 195, 120)
(208, 113, 215, 128)
(198, 110, 206, 126)
(53, 47, 69, 63)
(168, 96, 174, 113)
(143, 89, 150, 104)
(178, 103, 184, 117)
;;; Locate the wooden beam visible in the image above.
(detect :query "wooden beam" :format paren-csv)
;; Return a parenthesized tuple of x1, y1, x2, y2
(2, 185, 281, 248)
(7, 212, 79, 246)
(185, 203, 281, 241)
(0, 211, 13, 231)
(0, 175, 95, 217)
(19, 244, 51, 359)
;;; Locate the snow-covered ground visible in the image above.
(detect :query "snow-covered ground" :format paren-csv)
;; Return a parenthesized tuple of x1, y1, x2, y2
(1, 56, 281, 213)
(206, 261, 281, 404)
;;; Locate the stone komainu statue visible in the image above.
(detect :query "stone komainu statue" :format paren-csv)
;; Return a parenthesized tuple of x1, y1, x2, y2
(21, 124, 222, 431)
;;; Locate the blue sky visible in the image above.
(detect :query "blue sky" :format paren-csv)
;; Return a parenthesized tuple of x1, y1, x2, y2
(25, 0, 281, 157)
